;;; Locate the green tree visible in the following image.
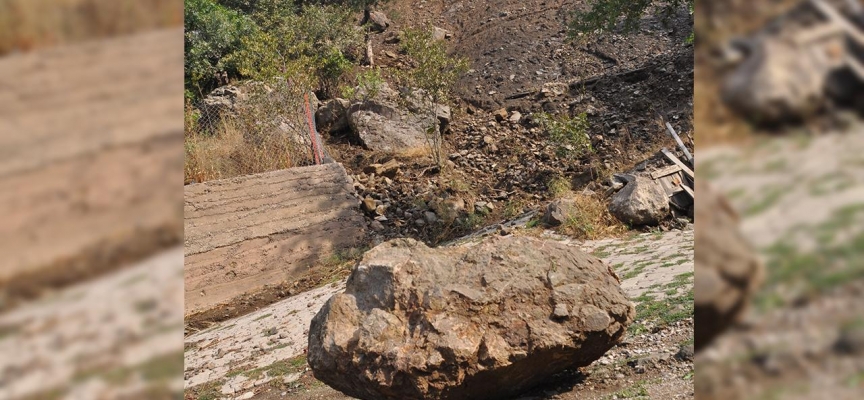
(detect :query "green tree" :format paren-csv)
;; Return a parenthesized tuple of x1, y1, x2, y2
(184, 0, 257, 96)
(399, 27, 469, 167)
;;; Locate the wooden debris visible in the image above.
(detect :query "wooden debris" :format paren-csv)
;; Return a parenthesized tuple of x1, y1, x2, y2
(810, 0, 864, 46)
(665, 122, 694, 164)
(661, 148, 695, 179)
(650, 164, 683, 180)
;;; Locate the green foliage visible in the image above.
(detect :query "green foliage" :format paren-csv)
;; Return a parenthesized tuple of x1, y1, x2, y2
(398, 26, 469, 167)
(185, 1, 362, 98)
(184, 0, 258, 96)
(569, 0, 692, 36)
(342, 67, 385, 100)
(399, 27, 469, 104)
(535, 112, 593, 159)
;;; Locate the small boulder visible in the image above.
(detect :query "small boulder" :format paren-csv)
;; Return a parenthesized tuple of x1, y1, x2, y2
(361, 197, 377, 214)
(348, 83, 442, 152)
(492, 108, 508, 122)
(316, 98, 351, 132)
(543, 198, 577, 226)
(308, 236, 633, 400)
(608, 175, 669, 226)
(432, 26, 450, 41)
(367, 10, 391, 33)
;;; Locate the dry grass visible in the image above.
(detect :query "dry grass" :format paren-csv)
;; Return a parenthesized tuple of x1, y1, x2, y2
(548, 176, 573, 199)
(184, 118, 308, 184)
(558, 193, 627, 240)
(0, 0, 182, 55)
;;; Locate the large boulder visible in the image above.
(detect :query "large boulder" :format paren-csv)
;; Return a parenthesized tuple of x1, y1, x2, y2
(347, 83, 443, 152)
(694, 181, 763, 351)
(308, 236, 634, 400)
(609, 174, 669, 226)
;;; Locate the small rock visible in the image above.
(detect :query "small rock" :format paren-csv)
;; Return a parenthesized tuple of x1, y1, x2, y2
(553, 304, 569, 318)
(432, 26, 450, 41)
(415, 218, 427, 227)
(375, 205, 387, 216)
(367, 10, 391, 33)
(363, 159, 401, 178)
(362, 197, 377, 213)
(370, 221, 385, 232)
(835, 324, 864, 355)
(493, 108, 508, 121)
(424, 211, 439, 224)
(509, 111, 522, 124)
(675, 343, 695, 361)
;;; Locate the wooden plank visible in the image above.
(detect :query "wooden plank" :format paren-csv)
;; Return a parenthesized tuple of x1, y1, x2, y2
(183, 163, 367, 316)
(810, 0, 864, 46)
(661, 148, 695, 179)
(680, 184, 695, 199)
(793, 22, 845, 45)
(665, 122, 694, 164)
(650, 164, 683, 180)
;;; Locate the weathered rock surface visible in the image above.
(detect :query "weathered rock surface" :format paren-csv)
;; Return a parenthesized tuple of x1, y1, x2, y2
(317, 98, 351, 132)
(543, 198, 578, 226)
(347, 83, 443, 152)
(308, 236, 634, 400)
(721, 37, 842, 124)
(367, 10, 391, 33)
(0, 29, 183, 309)
(198, 85, 246, 129)
(694, 181, 763, 351)
(609, 174, 669, 226)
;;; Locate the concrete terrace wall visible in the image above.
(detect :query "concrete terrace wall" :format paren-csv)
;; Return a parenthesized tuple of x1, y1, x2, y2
(0, 29, 184, 308)
(183, 163, 366, 316)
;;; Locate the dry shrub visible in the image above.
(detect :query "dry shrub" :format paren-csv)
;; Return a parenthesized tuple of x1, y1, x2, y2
(185, 79, 318, 183)
(185, 118, 308, 184)
(559, 193, 627, 240)
(0, 0, 182, 55)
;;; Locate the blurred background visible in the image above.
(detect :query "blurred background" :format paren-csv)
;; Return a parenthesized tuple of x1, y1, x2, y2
(0, 0, 184, 399)
(695, 0, 864, 399)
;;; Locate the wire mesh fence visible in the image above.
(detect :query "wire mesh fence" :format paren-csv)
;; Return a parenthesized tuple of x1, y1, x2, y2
(184, 79, 331, 184)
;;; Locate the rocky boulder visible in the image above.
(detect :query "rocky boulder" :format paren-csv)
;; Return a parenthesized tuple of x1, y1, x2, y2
(366, 10, 391, 33)
(694, 181, 763, 351)
(308, 236, 634, 400)
(609, 174, 669, 226)
(317, 98, 351, 132)
(543, 198, 578, 226)
(348, 83, 444, 152)
(198, 85, 246, 131)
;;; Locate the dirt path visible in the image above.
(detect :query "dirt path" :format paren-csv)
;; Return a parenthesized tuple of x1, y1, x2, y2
(696, 127, 864, 400)
(184, 227, 694, 400)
